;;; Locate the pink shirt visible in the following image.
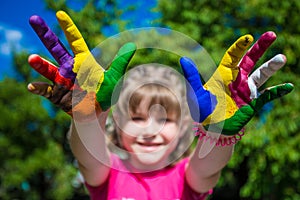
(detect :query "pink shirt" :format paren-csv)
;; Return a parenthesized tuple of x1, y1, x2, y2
(85, 154, 212, 200)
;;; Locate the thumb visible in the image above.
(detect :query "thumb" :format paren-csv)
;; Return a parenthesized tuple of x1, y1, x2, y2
(107, 42, 137, 80)
(179, 56, 205, 93)
(95, 43, 136, 111)
(180, 56, 217, 122)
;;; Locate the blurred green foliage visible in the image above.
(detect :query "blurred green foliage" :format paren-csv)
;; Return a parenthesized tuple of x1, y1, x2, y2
(0, 52, 78, 199)
(0, 0, 299, 199)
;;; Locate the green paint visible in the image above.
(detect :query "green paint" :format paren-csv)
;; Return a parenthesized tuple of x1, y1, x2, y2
(205, 83, 294, 135)
(96, 43, 136, 110)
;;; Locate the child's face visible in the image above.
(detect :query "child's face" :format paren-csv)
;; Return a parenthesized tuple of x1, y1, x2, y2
(116, 98, 182, 170)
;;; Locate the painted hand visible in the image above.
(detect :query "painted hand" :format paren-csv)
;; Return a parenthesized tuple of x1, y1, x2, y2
(180, 32, 294, 135)
(27, 11, 136, 120)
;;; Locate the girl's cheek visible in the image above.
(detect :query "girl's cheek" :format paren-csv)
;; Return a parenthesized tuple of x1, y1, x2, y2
(162, 124, 180, 141)
(120, 121, 142, 137)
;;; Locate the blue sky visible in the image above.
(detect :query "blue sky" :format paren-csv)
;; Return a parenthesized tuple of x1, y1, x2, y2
(0, 0, 58, 79)
(0, 0, 159, 79)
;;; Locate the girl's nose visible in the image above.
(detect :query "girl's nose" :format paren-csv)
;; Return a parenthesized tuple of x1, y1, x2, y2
(140, 118, 162, 138)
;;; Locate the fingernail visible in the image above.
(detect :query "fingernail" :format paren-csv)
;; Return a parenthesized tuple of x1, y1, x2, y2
(273, 54, 286, 63)
(27, 83, 35, 90)
(47, 86, 52, 93)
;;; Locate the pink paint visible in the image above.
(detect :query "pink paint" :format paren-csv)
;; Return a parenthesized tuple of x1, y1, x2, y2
(229, 31, 277, 107)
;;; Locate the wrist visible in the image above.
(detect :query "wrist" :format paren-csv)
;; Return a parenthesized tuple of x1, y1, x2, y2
(193, 122, 245, 146)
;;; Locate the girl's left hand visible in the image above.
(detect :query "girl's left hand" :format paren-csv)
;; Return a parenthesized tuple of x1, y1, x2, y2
(180, 31, 294, 135)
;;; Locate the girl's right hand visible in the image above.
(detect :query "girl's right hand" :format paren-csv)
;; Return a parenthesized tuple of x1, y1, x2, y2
(27, 11, 136, 121)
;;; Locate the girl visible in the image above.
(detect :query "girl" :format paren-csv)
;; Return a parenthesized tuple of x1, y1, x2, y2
(28, 11, 293, 200)
(69, 64, 231, 200)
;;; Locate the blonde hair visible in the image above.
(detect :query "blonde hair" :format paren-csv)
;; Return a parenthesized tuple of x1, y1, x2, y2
(107, 64, 194, 162)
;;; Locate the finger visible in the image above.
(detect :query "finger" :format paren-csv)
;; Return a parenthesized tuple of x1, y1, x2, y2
(106, 42, 137, 82)
(28, 54, 58, 81)
(239, 31, 277, 74)
(28, 54, 73, 89)
(180, 57, 205, 93)
(56, 10, 89, 57)
(250, 54, 286, 88)
(251, 83, 294, 111)
(95, 43, 137, 111)
(217, 34, 254, 85)
(29, 15, 75, 80)
(27, 82, 53, 98)
(56, 10, 91, 74)
(220, 34, 254, 69)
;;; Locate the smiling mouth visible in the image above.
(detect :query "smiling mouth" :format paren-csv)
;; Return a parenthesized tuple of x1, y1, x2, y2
(137, 142, 162, 147)
(135, 142, 165, 152)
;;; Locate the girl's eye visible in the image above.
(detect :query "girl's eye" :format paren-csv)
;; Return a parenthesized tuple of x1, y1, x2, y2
(131, 117, 144, 121)
(158, 118, 171, 123)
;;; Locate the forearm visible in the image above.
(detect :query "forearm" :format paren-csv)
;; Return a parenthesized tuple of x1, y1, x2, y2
(68, 111, 111, 186)
(186, 131, 234, 193)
